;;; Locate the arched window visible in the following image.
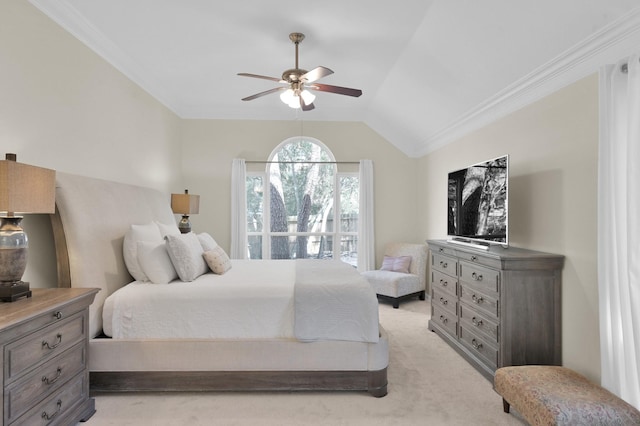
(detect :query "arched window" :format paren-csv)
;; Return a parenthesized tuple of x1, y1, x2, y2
(245, 137, 359, 265)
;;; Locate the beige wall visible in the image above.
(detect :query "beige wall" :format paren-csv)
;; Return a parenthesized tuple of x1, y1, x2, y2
(417, 74, 600, 381)
(1, 1, 183, 286)
(180, 119, 420, 261)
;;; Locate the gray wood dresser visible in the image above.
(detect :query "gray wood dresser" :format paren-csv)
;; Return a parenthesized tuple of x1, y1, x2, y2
(0, 288, 98, 425)
(427, 240, 563, 380)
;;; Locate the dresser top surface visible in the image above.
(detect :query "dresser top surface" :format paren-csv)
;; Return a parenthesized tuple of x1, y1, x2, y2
(0, 288, 98, 331)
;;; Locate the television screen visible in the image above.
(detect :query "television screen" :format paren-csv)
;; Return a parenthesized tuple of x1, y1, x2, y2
(447, 155, 508, 245)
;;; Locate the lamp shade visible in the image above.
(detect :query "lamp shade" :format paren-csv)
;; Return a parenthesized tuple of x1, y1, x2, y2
(171, 190, 200, 215)
(0, 154, 55, 215)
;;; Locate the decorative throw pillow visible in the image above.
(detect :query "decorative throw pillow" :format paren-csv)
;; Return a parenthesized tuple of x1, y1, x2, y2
(197, 232, 218, 252)
(123, 222, 163, 282)
(164, 233, 209, 282)
(137, 241, 178, 284)
(155, 221, 181, 238)
(380, 255, 412, 273)
(203, 246, 232, 275)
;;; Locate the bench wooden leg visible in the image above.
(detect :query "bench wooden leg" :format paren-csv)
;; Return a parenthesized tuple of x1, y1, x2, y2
(502, 398, 510, 413)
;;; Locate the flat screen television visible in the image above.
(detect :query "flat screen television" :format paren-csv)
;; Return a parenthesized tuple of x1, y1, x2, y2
(447, 155, 508, 248)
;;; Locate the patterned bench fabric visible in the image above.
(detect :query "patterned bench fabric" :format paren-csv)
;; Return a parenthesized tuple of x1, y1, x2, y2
(495, 366, 640, 426)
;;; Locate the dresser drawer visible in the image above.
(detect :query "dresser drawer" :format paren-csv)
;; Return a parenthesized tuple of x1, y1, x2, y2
(431, 270, 457, 296)
(459, 261, 499, 293)
(10, 371, 88, 426)
(459, 284, 499, 319)
(5, 342, 86, 423)
(459, 326, 498, 370)
(431, 305, 458, 338)
(432, 287, 457, 316)
(432, 253, 458, 277)
(5, 312, 86, 383)
(459, 304, 499, 344)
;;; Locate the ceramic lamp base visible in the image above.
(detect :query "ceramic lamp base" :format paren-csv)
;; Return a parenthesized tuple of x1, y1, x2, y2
(0, 280, 31, 302)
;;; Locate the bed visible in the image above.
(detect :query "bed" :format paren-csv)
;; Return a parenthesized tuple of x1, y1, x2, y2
(50, 172, 388, 397)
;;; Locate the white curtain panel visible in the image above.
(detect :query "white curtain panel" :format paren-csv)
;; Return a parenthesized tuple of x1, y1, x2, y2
(598, 55, 640, 408)
(230, 158, 247, 259)
(357, 159, 375, 272)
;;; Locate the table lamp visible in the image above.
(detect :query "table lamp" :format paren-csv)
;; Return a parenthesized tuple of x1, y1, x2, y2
(171, 189, 200, 233)
(0, 153, 55, 302)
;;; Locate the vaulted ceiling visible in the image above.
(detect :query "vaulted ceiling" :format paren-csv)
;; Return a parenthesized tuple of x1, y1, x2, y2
(29, 0, 640, 157)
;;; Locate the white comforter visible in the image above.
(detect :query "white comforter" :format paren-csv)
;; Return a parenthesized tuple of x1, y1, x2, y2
(103, 259, 379, 343)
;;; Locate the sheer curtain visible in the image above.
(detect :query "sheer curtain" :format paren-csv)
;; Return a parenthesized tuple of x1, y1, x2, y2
(230, 158, 247, 259)
(598, 55, 640, 408)
(357, 160, 374, 271)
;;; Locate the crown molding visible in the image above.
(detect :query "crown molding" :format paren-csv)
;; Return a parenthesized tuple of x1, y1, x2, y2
(414, 7, 640, 157)
(28, 0, 180, 115)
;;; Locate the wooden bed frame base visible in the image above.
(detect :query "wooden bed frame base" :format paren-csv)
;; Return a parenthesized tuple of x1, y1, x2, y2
(90, 368, 388, 397)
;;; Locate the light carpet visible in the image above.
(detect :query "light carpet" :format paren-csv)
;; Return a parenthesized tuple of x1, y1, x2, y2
(83, 299, 525, 425)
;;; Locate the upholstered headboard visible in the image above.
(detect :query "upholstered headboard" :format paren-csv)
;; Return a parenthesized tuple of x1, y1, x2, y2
(51, 172, 176, 337)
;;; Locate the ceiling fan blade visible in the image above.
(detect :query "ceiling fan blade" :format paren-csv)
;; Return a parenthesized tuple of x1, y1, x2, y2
(241, 87, 286, 101)
(301, 98, 315, 111)
(237, 73, 284, 83)
(308, 83, 362, 97)
(302, 66, 334, 83)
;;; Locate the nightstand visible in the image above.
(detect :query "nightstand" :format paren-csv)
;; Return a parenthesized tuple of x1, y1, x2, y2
(0, 288, 98, 425)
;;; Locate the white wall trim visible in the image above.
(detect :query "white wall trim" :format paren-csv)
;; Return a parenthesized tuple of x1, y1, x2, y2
(28, 0, 179, 116)
(414, 7, 640, 157)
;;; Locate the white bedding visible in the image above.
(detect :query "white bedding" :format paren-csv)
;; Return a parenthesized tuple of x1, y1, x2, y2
(103, 260, 295, 339)
(103, 259, 379, 343)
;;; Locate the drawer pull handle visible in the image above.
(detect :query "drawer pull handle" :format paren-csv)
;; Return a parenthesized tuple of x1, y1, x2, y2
(438, 248, 444, 253)
(439, 297, 448, 306)
(439, 279, 448, 287)
(471, 294, 484, 304)
(439, 315, 448, 324)
(439, 261, 448, 268)
(471, 255, 477, 261)
(471, 317, 483, 327)
(471, 272, 483, 281)
(53, 311, 63, 320)
(42, 367, 63, 385)
(42, 334, 62, 350)
(42, 399, 62, 421)
(471, 338, 483, 350)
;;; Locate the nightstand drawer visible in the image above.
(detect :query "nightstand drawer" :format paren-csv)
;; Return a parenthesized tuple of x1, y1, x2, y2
(11, 371, 88, 426)
(5, 312, 86, 383)
(5, 342, 86, 423)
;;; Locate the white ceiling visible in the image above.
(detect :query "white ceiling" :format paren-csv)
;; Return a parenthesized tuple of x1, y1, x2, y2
(29, 0, 640, 157)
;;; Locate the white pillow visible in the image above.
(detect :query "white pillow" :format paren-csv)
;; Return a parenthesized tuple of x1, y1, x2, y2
(137, 241, 178, 284)
(156, 221, 181, 238)
(203, 246, 232, 275)
(197, 232, 218, 251)
(123, 222, 162, 282)
(164, 233, 209, 282)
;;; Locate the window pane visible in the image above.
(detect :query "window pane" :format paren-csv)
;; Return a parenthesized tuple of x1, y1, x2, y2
(340, 235, 358, 267)
(269, 235, 334, 260)
(339, 175, 359, 233)
(246, 176, 263, 232)
(247, 235, 262, 259)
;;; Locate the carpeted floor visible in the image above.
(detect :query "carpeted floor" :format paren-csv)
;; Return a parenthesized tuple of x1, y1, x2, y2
(84, 299, 525, 425)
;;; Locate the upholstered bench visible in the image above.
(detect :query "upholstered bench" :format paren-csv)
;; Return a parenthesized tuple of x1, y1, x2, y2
(494, 366, 640, 425)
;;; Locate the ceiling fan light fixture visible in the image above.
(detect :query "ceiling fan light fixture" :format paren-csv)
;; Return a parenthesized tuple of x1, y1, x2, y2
(280, 88, 298, 108)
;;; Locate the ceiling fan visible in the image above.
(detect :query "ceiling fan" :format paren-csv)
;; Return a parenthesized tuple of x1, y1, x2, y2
(238, 33, 362, 111)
